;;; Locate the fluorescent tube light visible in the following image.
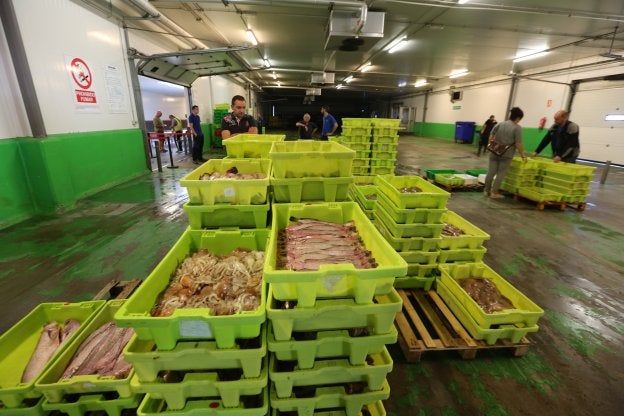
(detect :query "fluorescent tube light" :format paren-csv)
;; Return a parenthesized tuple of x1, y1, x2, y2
(414, 79, 428, 87)
(277, 81, 281, 86)
(344, 75, 354, 83)
(605, 114, 624, 121)
(449, 69, 469, 78)
(272, 72, 277, 79)
(458, 0, 470, 4)
(245, 30, 258, 46)
(336, 84, 345, 89)
(513, 51, 549, 63)
(398, 80, 407, 87)
(263, 59, 271, 68)
(388, 38, 407, 54)
(360, 62, 372, 72)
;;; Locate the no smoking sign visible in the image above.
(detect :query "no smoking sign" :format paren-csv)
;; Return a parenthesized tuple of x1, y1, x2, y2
(66, 55, 97, 105)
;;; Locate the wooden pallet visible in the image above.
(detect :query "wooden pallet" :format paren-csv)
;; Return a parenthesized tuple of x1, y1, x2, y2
(434, 181, 484, 192)
(395, 289, 530, 362)
(566, 201, 587, 211)
(512, 194, 566, 211)
(93, 279, 141, 301)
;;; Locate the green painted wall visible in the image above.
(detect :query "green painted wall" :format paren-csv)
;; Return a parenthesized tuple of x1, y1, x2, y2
(413, 122, 553, 156)
(1, 129, 148, 229)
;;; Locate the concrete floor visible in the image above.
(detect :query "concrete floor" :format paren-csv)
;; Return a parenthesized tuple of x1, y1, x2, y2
(0, 135, 622, 415)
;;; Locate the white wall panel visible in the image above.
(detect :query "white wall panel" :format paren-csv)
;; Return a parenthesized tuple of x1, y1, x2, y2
(514, 79, 569, 128)
(140, 76, 188, 124)
(0, 16, 30, 139)
(13, 0, 136, 134)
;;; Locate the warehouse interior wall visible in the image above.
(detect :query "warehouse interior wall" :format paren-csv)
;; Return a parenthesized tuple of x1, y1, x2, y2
(140, 77, 188, 125)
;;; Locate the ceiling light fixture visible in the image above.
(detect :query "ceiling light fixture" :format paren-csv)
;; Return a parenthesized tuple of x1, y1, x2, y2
(449, 69, 469, 78)
(457, 0, 470, 4)
(360, 62, 372, 72)
(336, 84, 345, 89)
(398, 80, 407, 87)
(277, 81, 281, 86)
(414, 79, 428, 87)
(263, 59, 271, 68)
(344, 75, 354, 83)
(387, 36, 407, 54)
(245, 30, 258, 46)
(513, 50, 549, 63)
(272, 72, 277, 80)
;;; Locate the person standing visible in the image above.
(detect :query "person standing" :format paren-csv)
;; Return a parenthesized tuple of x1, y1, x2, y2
(169, 114, 183, 153)
(221, 95, 258, 139)
(320, 105, 338, 141)
(477, 115, 497, 156)
(532, 110, 580, 163)
(295, 113, 318, 140)
(153, 110, 166, 153)
(483, 107, 528, 199)
(188, 105, 206, 164)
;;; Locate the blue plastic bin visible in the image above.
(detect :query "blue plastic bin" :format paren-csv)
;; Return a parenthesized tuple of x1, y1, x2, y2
(454, 122, 476, 144)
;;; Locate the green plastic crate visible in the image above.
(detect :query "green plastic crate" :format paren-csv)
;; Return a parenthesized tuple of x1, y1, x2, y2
(370, 135, 399, 144)
(271, 176, 353, 203)
(351, 166, 370, 176)
(371, 119, 400, 128)
(352, 176, 378, 186)
(438, 263, 544, 328)
(424, 169, 459, 180)
(130, 356, 267, 410)
(375, 191, 446, 224)
(137, 389, 268, 416)
(438, 247, 487, 263)
(434, 174, 464, 186)
(560, 194, 587, 203)
(517, 186, 563, 202)
(271, 401, 386, 416)
(115, 229, 270, 350)
(36, 300, 134, 403)
(376, 175, 450, 209)
(465, 169, 488, 177)
(370, 150, 397, 160)
(371, 143, 398, 153)
(369, 159, 395, 169)
(539, 181, 589, 196)
(399, 250, 439, 265)
(510, 157, 540, 170)
(0, 396, 45, 416)
(269, 380, 390, 416)
(267, 323, 397, 370)
(183, 202, 269, 229)
(538, 175, 591, 190)
(370, 166, 394, 175)
(180, 159, 271, 205)
(341, 118, 372, 128)
(341, 127, 371, 136)
(266, 287, 402, 341)
(406, 263, 439, 277)
(339, 141, 371, 151)
(438, 211, 490, 250)
(372, 127, 399, 136)
(393, 276, 436, 291)
(338, 135, 371, 144)
(41, 393, 142, 416)
(539, 170, 592, 183)
(0, 301, 105, 409)
(269, 142, 355, 179)
(373, 218, 441, 252)
(351, 185, 378, 210)
(124, 325, 266, 383)
(223, 134, 286, 159)
(264, 202, 407, 307)
(354, 150, 370, 159)
(352, 158, 370, 168)
(374, 204, 443, 238)
(537, 159, 595, 176)
(270, 347, 392, 399)
(436, 280, 539, 345)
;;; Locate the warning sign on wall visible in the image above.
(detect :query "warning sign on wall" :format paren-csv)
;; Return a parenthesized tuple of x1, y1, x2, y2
(65, 54, 100, 112)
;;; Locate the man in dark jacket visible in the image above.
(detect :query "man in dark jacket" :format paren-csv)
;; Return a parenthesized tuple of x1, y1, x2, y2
(532, 110, 580, 163)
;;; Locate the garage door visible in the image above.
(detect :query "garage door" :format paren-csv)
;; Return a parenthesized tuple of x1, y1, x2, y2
(572, 80, 624, 165)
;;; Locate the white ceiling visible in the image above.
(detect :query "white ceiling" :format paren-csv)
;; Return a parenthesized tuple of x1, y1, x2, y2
(101, 1, 624, 95)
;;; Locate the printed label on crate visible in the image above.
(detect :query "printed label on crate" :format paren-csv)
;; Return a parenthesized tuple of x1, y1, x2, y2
(223, 187, 236, 198)
(179, 320, 213, 337)
(322, 275, 343, 292)
(82, 382, 97, 388)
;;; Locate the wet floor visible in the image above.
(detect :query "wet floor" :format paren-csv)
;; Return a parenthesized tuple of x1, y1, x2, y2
(0, 135, 622, 415)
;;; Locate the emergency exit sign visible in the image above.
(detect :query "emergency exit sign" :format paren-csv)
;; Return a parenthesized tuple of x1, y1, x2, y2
(453, 105, 462, 110)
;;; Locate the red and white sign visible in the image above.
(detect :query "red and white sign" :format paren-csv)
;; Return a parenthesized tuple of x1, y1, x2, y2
(65, 54, 98, 109)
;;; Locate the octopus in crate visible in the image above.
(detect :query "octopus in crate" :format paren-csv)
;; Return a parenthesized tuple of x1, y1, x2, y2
(151, 248, 264, 317)
(199, 166, 266, 180)
(459, 278, 514, 313)
(399, 186, 422, 193)
(442, 223, 465, 236)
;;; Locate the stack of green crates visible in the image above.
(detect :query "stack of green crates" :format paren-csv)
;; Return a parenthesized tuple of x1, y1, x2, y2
(348, 182, 378, 220)
(536, 159, 595, 204)
(212, 104, 230, 147)
(370, 119, 400, 176)
(180, 158, 272, 229)
(340, 118, 373, 176)
(436, 263, 543, 345)
(268, 141, 355, 202)
(115, 228, 271, 413)
(437, 211, 490, 265)
(263, 202, 407, 415)
(500, 157, 540, 193)
(373, 175, 450, 290)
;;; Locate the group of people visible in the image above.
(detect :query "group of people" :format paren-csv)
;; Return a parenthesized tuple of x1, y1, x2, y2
(296, 105, 339, 140)
(482, 108, 581, 199)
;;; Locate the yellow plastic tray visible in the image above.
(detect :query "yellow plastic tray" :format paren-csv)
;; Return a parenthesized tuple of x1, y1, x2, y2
(269, 141, 355, 178)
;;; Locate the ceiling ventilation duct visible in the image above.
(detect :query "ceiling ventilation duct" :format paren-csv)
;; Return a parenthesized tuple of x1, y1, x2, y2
(311, 73, 335, 85)
(325, 11, 385, 51)
(306, 88, 322, 96)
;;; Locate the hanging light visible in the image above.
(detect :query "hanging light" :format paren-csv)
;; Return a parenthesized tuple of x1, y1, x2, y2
(263, 59, 271, 68)
(387, 36, 407, 54)
(245, 30, 258, 46)
(272, 72, 277, 79)
(449, 69, 469, 78)
(360, 62, 372, 72)
(513, 50, 549, 63)
(344, 75, 354, 83)
(414, 79, 428, 87)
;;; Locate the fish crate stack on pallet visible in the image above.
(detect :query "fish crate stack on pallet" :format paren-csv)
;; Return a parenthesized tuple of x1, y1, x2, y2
(0, 301, 110, 416)
(348, 177, 379, 221)
(535, 159, 595, 211)
(372, 175, 450, 291)
(180, 158, 272, 230)
(500, 158, 564, 210)
(337, 118, 373, 176)
(268, 141, 355, 203)
(370, 119, 400, 176)
(263, 202, 408, 415)
(437, 211, 490, 266)
(114, 228, 271, 415)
